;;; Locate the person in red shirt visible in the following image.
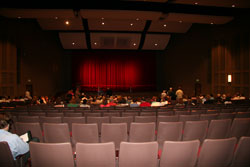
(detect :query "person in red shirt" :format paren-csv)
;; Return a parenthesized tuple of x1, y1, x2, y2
(139, 98, 151, 107)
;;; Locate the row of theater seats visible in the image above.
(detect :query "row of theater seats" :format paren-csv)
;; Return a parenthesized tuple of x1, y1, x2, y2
(14, 119, 250, 149)
(26, 137, 250, 167)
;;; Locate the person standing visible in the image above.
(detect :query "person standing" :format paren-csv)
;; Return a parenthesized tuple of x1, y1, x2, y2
(176, 86, 184, 104)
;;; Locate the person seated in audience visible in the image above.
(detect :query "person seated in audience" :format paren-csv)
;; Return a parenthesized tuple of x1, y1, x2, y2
(151, 97, 167, 107)
(0, 114, 29, 163)
(130, 98, 140, 107)
(161, 90, 167, 100)
(80, 99, 90, 108)
(140, 98, 151, 107)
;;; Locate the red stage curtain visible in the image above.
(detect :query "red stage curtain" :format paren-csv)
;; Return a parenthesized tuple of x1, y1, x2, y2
(72, 54, 156, 91)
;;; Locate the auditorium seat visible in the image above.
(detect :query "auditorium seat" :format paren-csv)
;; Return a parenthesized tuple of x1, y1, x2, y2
(85, 112, 102, 118)
(182, 120, 208, 142)
(190, 109, 206, 115)
(46, 112, 64, 117)
(231, 136, 250, 167)
(221, 108, 234, 113)
(157, 115, 179, 126)
(157, 122, 183, 149)
(64, 112, 82, 117)
(206, 119, 232, 139)
(0, 141, 25, 167)
(197, 137, 237, 167)
(218, 113, 236, 120)
(134, 116, 156, 123)
(29, 142, 74, 167)
(76, 142, 116, 167)
(230, 118, 250, 139)
(199, 113, 218, 124)
(29, 112, 46, 117)
(235, 112, 250, 118)
(129, 122, 155, 142)
(43, 123, 71, 143)
(17, 116, 40, 123)
(62, 117, 85, 132)
(122, 112, 139, 120)
(15, 122, 43, 142)
(110, 116, 133, 133)
(101, 123, 128, 150)
(72, 123, 99, 146)
(140, 112, 156, 116)
(87, 116, 110, 134)
(179, 115, 200, 122)
(157, 111, 173, 116)
(119, 141, 158, 167)
(159, 140, 200, 167)
(103, 112, 120, 118)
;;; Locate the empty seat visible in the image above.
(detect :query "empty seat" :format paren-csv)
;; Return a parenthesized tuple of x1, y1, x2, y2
(197, 137, 237, 167)
(230, 118, 250, 139)
(157, 111, 173, 116)
(182, 120, 208, 142)
(39, 116, 62, 124)
(63, 117, 85, 132)
(85, 112, 102, 117)
(29, 112, 46, 117)
(72, 123, 99, 145)
(119, 141, 158, 167)
(110, 116, 133, 133)
(76, 142, 116, 167)
(191, 109, 206, 115)
(29, 142, 74, 167)
(17, 116, 40, 123)
(157, 115, 179, 124)
(235, 112, 250, 118)
(179, 115, 200, 122)
(140, 112, 156, 116)
(134, 116, 156, 123)
(160, 140, 200, 167)
(221, 108, 234, 113)
(15, 122, 43, 142)
(122, 112, 139, 119)
(175, 110, 190, 115)
(129, 122, 155, 142)
(46, 112, 64, 117)
(43, 123, 71, 143)
(87, 117, 110, 134)
(64, 112, 82, 117)
(200, 114, 218, 124)
(218, 113, 236, 120)
(206, 119, 232, 139)
(101, 123, 128, 150)
(231, 136, 250, 167)
(157, 122, 183, 149)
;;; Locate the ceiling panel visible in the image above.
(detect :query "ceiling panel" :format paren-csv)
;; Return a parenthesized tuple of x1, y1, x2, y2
(37, 18, 83, 30)
(59, 32, 87, 49)
(88, 19, 146, 31)
(165, 13, 233, 24)
(80, 9, 162, 20)
(0, 9, 75, 19)
(142, 34, 171, 50)
(148, 21, 192, 33)
(90, 33, 141, 50)
(172, 0, 250, 8)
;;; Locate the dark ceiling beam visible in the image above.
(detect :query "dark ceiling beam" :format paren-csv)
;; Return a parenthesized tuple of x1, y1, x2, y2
(82, 18, 91, 49)
(1, 1, 249, 17)
(138, 20, 151, 50)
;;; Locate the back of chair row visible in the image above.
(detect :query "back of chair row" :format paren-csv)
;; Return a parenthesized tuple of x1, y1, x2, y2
(28, 136, 250, 167)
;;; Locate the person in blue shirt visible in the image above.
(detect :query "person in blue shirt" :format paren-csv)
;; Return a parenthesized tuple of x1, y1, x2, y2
(0, 116, 29, 161)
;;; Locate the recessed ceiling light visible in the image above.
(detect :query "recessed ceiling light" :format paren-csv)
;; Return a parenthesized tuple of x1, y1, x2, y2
(54, 16, 58, 19)
(195, 2, 198, 5)
(17, 16, 21, 19)
(154, 43, 158, 46)
(179, 20, 182, 23)
(94, 42, 97, 45)
(133, 43, 136, 46)
(65, 21, 70, 25)
(210, 22, 214, 25)
(101, 22, 105, 25)
(130, 23, 133, 26)
(101, 17, 104, 20)
(232, 4, 235, 8)
(163, 24, 167, 27)
(72, 42, 75, 45)
(136, 18, 139, 21)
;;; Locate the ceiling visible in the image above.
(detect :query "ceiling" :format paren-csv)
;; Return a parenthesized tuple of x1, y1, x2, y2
(0, 0, 249, 51)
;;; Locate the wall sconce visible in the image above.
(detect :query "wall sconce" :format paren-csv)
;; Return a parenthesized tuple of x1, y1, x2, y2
(228, 74, 232, 83)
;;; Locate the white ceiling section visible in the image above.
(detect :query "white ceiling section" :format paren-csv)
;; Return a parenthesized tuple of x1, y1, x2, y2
(88, 19, 146, 31)
(149, 21, 192, 33)
(80, 9, 162, 20)
(37, 18, 83, 30)
(143, 34, 171, 50)
(165, 13, 234, 24)
(59, 32, 87, 49)
(172, 0, 250, 8)
(90, 33, 141, 50)
(0, 9, 75, 19)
